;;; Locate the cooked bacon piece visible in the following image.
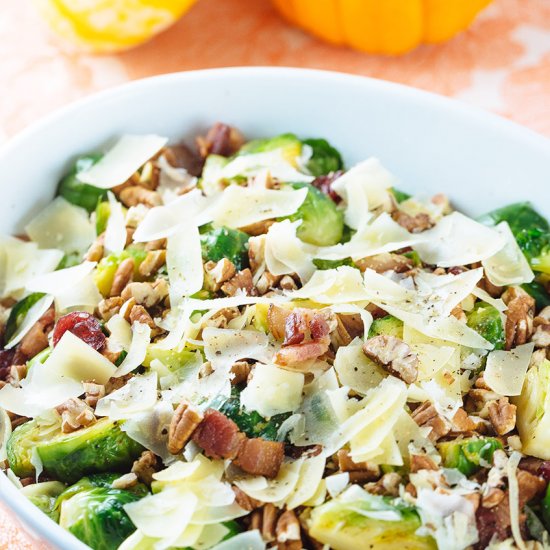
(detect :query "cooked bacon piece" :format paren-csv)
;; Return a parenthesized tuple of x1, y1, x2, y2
(192, 409, 245, 460)
(283, 312, 307, 346)
(275, 340, 330, 367)
(197, 123, 244, 158)
(234, 438, 284, 479)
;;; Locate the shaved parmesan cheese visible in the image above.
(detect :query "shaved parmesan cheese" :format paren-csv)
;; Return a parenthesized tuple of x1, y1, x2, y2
(104, 191, 126, 254)
(133, 189, 212, 242)
(331, 158, 394, 230)
(241, 364, 304, 417)
(77, 134, 168, 189)
(414, 212, 506, 267)
(56, 273, 102, 312)
(264, 220, 316, 282)
(202, 150, 313, 194)
(106, 314, 133, 351)
(325, 472, 350, 498)
(483, 222, 534, 287)
(0, 237, 63, 298)
(333, 342, 385, 394)
(413, 343, 456, 381)
(95, 372, 158, 419)
(157, 155, 197, 204)
(114, 322, 151, 377)
(167, 224, 203, 303)
(211, 185, 308, 229)
(290, 266, 371, 304)
(202, 327, 270, 370)
(25, 197, 94, 254)
(0, 407, 12, 463)
(507, 451, 527, 550)
(471, 286, 507, 312)
(210, 530, 266, 550)
(484, 343, 535, 396)
(285, 455, 326, 510)
(5, 294, 54, 349)
(26, 261, 96, 295)
(317, 213, 422, 261)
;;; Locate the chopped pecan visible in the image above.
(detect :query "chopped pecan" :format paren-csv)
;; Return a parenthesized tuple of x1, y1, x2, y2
(128, 305, 162, 337)
(411, 401, 451, 442)
(121, 279, 169, 308)
(19, 317, 50, 359)
(336, 449, 380, 481)
(365, 472, 402, 497)
(111, 473, 138, 490)
(105, 373, 133, 395)
(110, 258, 135, 297)
(410, 454, 439, 473)
(248, 236, 265, 274)
(83, 381, 105, 408)
(205, 259, 236, 291)
(279, 275, 298, 291)
(163, 144, 203, 177)
(255, 271, 282, 296)
(331, 313, 364, 349)
(466, 387, 502, 417)
(56, 397, 96, 433)
(488, 398, 516, 435)
(233, 485, 262, 512)
(502, 286, 535, 350)
(193, 409, 246, 460)
(7, 364, 27, 386)
(362, 335, 418, 384)
(196, 123, 244, 158)
(355, 252, 414, 274)
(239, 219, 274, 236)
(450, 303, 467, 323)
(392, 210, 434, 233)
(119, 186, 162, 208)
(252, 503, 278, 543)
(234, 438, 285, 479)
(532, 306, 550, 348)
(221, 268, 255, 297)
(145, 238, 166, 251)
(230, 361, 251, 385)
(138, 250, 166, 277)
(204, 307, 241, 329)
(85, 235, 104, 262)
(481, 487, 505, 509)
(98, 297, 124, 322)
(276, 510, 301, 545)
(451, 407, 478, 433)
(267, 305, 291, 341)
(131, 450, 158, 486)
(168, 402, 203, 454)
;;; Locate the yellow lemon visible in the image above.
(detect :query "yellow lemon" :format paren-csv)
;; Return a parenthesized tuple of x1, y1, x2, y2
(34, 0, 198, 53)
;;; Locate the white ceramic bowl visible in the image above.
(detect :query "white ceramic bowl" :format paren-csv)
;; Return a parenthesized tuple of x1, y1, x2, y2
(1, 67, 550, 549)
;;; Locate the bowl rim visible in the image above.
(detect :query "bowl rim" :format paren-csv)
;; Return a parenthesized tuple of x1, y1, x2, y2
(1, 66, 550, 549)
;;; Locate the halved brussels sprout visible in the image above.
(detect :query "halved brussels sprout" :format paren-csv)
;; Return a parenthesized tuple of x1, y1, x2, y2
(94, 246, 148, 297)
(514, 359, 550, 460)
(438, 437, 502, 476)
(57, 155, 106, 213)
(302, 137, 343, 176)
(280, 182, 344, 246)
(368, 315, 404, 339)
(21, 480, 66, 523)
(309, 486, 435, 550)
(7, 418, 144, 483)
(239, 133, 302, 163)
(4, 292, 46, 344)
(95, 201, 111, 236)
(466, 303, 505, 351)
(200, 224, 250, 271)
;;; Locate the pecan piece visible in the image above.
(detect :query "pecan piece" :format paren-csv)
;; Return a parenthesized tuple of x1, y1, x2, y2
(196, 123, 244, 158)
(111, 473, 138, 490)
(362, 335, 418, 384)
(98, 297, 124, 322)
(110, 258, 135, 297)
(487, 397, 516, 435)
(411, 401, 451, 442)
(138, 250, 166, 278)
(131, 450, 158, 486)
(233, 485, 262, 512)
(204, 258, 236, 291)
(121, 279, 169, 308)
(276, 510, 301, 545)
(355, 252, 414, 274)
(502, 286, 535, 350)
(532, 306, 550, 348)
(82, 381, 106, 408)
(56, 397, 96, 433)
(392, 210, 433, 233)
(221, 268, 255, 297)
(119, 186, 162, 208)
(168, 402, 203, 454)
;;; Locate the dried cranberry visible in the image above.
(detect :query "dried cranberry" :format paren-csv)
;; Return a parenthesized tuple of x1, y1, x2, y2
(538, 461, 550, 481)
(311, 171, 344, 203)
(53, 312, 106, 351)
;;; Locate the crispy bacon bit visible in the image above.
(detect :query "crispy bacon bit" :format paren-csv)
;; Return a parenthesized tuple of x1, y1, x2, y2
(192, 409, 245, 460)
(163, 144, 203, 177)
(310, 171, 344, 203)
(234, 438, 285, 479)
(197, 123, 244, 158)
(283, 312, 307, 346)
(275, 340, 330, 368)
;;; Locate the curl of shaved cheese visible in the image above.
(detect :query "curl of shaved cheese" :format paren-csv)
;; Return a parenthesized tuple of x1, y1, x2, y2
(203, 327, 270, 369)
(106, 314, 132, 351)
(114, 322, 151, 377)
(235, 459, 303, 504)
(317, 213, 422, 261)
(26, 261, 95, 295)
(471, 286, 507, 312)
(264, 220, 316, 282)
(325, 472, 350, 498)
(211, 185, 308, 229)
(210, 530, 266, 550)
(157, 155, 197, 204)
(167, 224, 203, 304)
(5, 294, 54, 349)
(77, 134, 168, 189)
(414, 212, 506, 267)
(25, 197, 94, 254)
(0, 407, 12, 463)
(285, 455, 326, 510)
(0, 331, 116, 417)
(413, 343, 456, 381)
(484, 343, 535, 396)
(483, 222, 534, 287)
(95, 372, 158, 419)
(133, 189, 212, 242)
(290, 266, 371, 304)
(331, 158, 395, 230)
(333, 342, 385, 394)
(0, 237, 63, 298)
(393, 410, 438, 466)
(241, 364, 304, 417)
(56, 273, 102, 312)
(202, 150, 313, 194)
(104, 191, 126, 254)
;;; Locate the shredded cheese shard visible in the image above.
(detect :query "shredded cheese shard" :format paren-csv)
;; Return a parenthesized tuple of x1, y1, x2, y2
(114, 322, 152, 377)
(482, 222, 534, 287)
(210, 185, 308, 229)
(25, 197, 94, 254)
(333, 341, 385, 394)
(484, 343, 535, 396)
(77, 134, 168, 189)
(104, 191, 127, 254)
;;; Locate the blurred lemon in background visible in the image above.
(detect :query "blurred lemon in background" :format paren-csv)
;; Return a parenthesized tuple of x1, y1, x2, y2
(34, 0, 197, 53)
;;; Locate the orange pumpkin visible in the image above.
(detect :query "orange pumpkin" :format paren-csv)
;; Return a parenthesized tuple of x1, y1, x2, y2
(271, 0, 492, 55)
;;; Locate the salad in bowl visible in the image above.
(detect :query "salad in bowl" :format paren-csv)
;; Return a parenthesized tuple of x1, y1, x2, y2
(1, 122, 550, 550)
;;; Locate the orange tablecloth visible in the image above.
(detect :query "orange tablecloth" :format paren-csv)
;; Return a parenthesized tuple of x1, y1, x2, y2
(1, 0, 550, 547)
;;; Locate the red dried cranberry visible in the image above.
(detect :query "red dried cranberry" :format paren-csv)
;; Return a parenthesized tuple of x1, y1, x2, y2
(538, 461, 550, 481)
(311, 171, 344, 203)
(53, 312, 106, 351)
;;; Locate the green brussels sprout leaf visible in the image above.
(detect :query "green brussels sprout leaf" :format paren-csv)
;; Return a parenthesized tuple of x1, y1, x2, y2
(466, 302, 505, 350)
(368, 315, 404, 340)
(302, 138, 343, 177)
(200, 225, 250, 271)
(4, 292, 46, 345)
